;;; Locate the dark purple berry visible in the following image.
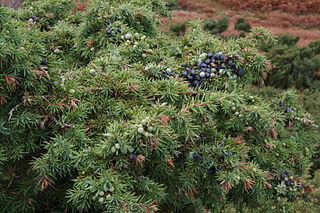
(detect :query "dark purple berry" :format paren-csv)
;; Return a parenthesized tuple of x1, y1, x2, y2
(41, 58, 48, 65)
(190, 70, 196, 76)
(207, 53, 214, 58)
(205, 59, 211, 64)
(191, 80, 200, 87)
(281, 170, 290, 175)
(192, 153, 203, 160)
(237, 69, 245, 76)
(181, 71, 188, 77)
(129, 154, 137, 160)
(181, 62, 187, 67)
(106, 27, 112, 33)
(285, 107, 292, 113)
(219, 54, 225, 60)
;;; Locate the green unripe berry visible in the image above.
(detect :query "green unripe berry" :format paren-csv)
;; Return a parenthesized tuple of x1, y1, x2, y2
(137, 127, 144, 133)
(111, 147, 116, 153)
(115, 143, 120, 149)
(141, 119, 147, 125)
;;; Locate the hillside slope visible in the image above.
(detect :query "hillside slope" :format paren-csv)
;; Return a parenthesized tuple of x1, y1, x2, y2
(162, 0, 320, 46)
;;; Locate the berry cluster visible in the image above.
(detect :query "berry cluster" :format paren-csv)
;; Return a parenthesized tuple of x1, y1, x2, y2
(102, 15, 122, 35)
(218, 141, 233, 156)
(284, 105, 297, 113)
(106, 26, 122, 35)
(279, 101, 297, 113)
(189, 143, 233, 174)
(105, 16, 117, 25)
(180, 52, 244, 87)
(133, 117, 154, 137)
(146, 52, 245, 87)
(92, 186, 114, 204)
(190, 153, 218, 174)
(144, 65, 179, 79)
(29, 16, 40, 23)
(110, 143, 121, 154)
(279, 170, 303, 188)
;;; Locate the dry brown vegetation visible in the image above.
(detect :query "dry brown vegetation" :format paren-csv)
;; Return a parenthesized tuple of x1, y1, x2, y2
(0, 0, 23, 8)
(216, 0, 320, 14)
(162, 0, 320, 46)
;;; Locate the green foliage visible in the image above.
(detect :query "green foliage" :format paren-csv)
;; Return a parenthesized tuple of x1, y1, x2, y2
(277, 34, 300, 46)
(235, 18, 251, 33)
(170, 21, 187, 36)
(164, 0, 180, 10)
(263, 39, 320, 90)
(0, 1, 318, 212)
(203, 17, 229, 34)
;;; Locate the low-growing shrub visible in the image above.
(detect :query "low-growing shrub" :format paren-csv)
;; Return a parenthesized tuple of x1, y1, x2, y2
(170, 21, 187, 36)
(235, 18, 252, 32)
(203, 16, 229, 34)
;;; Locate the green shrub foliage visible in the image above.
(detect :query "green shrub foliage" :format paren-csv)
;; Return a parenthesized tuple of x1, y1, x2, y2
(263, 37, 320, 90)
(203, 17, 229, 34)
(234, 18, 252, 33)
(0, 1, 318, 212)
(170, 21, 187, 36)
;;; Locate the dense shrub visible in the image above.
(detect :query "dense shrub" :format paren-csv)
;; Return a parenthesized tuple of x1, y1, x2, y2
(0, 1, 318, 212)
(203, 17, 229, 34)
(277, 34, 300, 46)
(164, 0, 181, 10)
(234, 18, 252, 32)
(263, 39, 320, 90)
(170, 21, 187, 36)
